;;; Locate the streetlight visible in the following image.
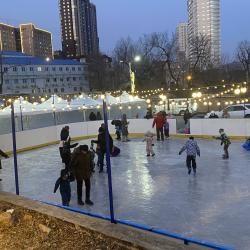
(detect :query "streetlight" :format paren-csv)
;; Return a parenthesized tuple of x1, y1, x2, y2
(120, 55, 141, 94)
(186, 75, 192, 89)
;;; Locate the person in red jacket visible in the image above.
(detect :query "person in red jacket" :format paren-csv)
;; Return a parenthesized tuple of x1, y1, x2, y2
(152, 112, 165, 141)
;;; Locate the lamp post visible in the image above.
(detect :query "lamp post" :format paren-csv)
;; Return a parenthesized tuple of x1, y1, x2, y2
(120, 55, 141, 94)
(186, 75, 192, 89)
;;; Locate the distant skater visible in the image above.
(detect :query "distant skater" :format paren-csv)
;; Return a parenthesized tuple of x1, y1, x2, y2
(179, 136, 200, 175)
(54, 169, 71, 206)
(0, 149, 9, 181)
(143, 131, 155, 157)
(164, 119, 170, 139)
(215, 129, 231, 159)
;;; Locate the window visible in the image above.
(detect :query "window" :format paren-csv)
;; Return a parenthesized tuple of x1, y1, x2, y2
(23, 79, 27, 84)
(54, 88, 58, 93)
(60, 78, 63, 82)
(59, 67, 63, 71)
(31, 79, 35, 83)
(67, 77, 70, 82)
(232, 106, 246, 111)
(80, 87, 83, 91)
(22, 67, 26, 72)
(78, 67, 82, 71)
(73, 77, 76, 81)
(13, 67, 17, 72)
(48, 89, 51, 93)
(30, 67, 34, 71)
(45, 67, 49, 71)
(66, 67, 69, 71)
(74, 87, 77, 91)
(61, 88, 65, 93)
(52, 67, 56, 71)
(46, 79, 50, 83)
(4, 67, 8, 72)
(53, 78, 57, 82)
(37, 67, 42, 72)
(72, 67, 75, 71)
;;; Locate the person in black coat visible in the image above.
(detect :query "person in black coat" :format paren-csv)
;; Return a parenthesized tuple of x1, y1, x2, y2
(91, 127, 113, 173)
(89, 112, 97, 121)
(0, 149, 9, 181)
(61, 138, 78, 170)
(59, 126, 70, 161)
(54, 169, 71, 206)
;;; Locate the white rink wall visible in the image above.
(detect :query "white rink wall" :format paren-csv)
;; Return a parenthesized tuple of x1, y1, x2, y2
(0, 119, 177, 152)
(190, 119, 250, 136)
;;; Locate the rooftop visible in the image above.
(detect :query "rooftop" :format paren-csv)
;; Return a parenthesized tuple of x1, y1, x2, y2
(1, 51, 83, 66)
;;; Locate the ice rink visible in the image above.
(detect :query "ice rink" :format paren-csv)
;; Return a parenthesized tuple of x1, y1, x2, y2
(1, 137, 250, 249)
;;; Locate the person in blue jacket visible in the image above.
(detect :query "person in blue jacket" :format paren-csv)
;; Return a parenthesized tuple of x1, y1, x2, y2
(54, 169, 71, 206)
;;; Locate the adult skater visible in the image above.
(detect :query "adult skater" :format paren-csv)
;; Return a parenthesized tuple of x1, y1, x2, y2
(92, 127, 113, 173)
(215, 128, 231, 159)
(179, 136, 200, 175)
(152, 112, 165, 141)
(0, 149, 9, 181)
(71, 145, 94, 206)
(59, 126, 69, 161)
(121, 114, 129, 142)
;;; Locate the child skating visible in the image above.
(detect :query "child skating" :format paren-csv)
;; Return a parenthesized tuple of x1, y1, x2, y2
(143, 131, 155, 157)
(54, 169, 71, 206)
(215, 128, 231, 159)
(179, 136, 200, 175)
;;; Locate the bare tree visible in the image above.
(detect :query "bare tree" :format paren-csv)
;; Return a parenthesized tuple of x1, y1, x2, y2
(141, 32, 187, 88)
(189, 34, 212, 72)
(237, 40, 250, 83)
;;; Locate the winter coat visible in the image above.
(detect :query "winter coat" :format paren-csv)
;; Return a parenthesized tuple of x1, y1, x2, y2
(70, 147, 92, 181)
(121, 119, 129, 136)
(152, 115, 165, 129)
(92, 132, 113, 154)
(60, 128, 69, 141)
(179, 139, 200, 157)
(217, 132, 231, 146)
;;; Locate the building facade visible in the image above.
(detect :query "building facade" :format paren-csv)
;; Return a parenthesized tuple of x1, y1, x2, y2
(59, 0, 99, 58)
(0, 23, 20, 52)
(1, 51, 89, 95)
(187, 0, 221, 64)
(20, 24, 53, 58)
(176, 23, 188, 58)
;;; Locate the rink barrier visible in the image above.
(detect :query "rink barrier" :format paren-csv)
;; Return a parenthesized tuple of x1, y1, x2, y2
(4, 133, 247, 156)
(41, 200, 235, 250)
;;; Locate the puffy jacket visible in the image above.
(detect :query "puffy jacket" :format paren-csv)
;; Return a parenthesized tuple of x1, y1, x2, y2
(70, 147, 92, 181)
(152, 115, 165, 129)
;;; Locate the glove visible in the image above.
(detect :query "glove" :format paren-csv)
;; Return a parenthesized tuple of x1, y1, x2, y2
(179, 152, 181, 155)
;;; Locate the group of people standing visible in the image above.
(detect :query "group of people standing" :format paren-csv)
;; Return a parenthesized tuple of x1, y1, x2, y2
(55, 126, 94, 206)
(152, 111, 170, 141)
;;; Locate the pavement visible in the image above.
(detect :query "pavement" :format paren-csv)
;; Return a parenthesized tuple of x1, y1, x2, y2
(1, 137, 250, 250)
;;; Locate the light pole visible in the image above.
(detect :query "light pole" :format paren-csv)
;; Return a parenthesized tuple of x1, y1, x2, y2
(120, 55, 141, 94)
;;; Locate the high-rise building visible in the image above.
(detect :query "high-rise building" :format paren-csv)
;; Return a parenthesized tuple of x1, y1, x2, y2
(20, 24, 53, 58)
(0, 23, 21, 52)
(187, 0, 221, 64)
(59, 0, 99, 59)
(176, 23, 188, 58)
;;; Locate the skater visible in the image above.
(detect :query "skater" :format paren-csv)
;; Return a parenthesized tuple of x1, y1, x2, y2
(71, 145, 94, 206)
(59, 126, 70, 161)
(111, 119, 122, 140)
(121, 114, 129, 142)
(91, 127, 113, 173)
(0, 149, 9, 181)
(179, 136, 200, 175)
(215, 129, 231, 159)
(89, 143, 96, 172)
(54, 169, 71, 206)
(143, 131, 155, 157)
(164, 119, 170, 139)
(242, 138, 250, 151)
(61, 137, 78, 170)
(152, 112, 165, 141)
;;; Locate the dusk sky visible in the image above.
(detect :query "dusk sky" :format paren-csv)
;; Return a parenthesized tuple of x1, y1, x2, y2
(0, 0, 250, 57)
